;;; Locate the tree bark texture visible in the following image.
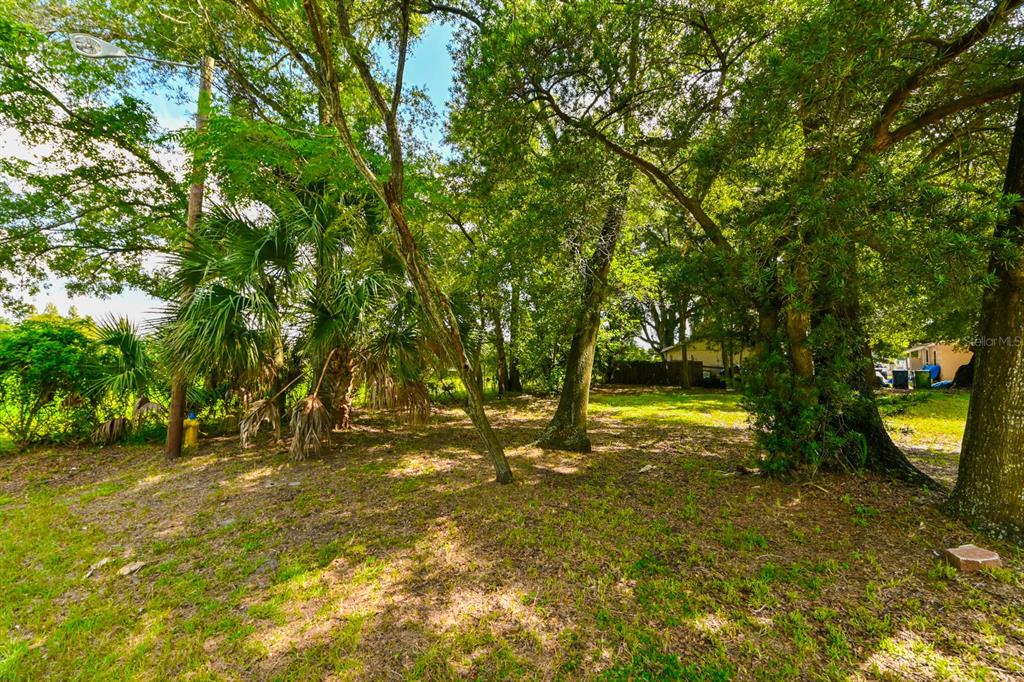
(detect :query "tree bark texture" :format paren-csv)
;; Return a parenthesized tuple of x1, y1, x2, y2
(491, 305, 510, 396)
(508, 285, 524, 393)
(321, 346, 355, 430)
(386, 199, 514, 483)
(538, 167, 633, 452)
(951, 93, 1024, 535)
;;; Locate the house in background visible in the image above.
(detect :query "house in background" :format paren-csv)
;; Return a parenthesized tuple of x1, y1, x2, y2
(903, 342, 973, 382)
(662, 339, 754, 375)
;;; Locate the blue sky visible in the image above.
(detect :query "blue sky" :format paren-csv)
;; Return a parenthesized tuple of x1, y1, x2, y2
(19, 22, 458, 324)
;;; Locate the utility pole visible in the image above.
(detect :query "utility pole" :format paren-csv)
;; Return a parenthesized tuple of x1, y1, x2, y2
(165, 55, 214, 458)
(66, 34, 214, 458)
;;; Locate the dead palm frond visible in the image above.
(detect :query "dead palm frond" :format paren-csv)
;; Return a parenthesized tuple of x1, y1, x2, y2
(289, 395, 330, 459)
(238, 371, 303, 448)
(131, 396, 166, 429)
(366, 378, 432, 425)
(289, 349, 335, 459)
(240, 399, 282, 448)
(359, 304, 433, 425)
(92, 417, 129, 445)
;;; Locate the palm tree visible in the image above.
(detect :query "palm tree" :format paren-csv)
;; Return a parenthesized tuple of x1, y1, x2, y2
(89, 317, 166, 444)
(160, 181, 434, 457)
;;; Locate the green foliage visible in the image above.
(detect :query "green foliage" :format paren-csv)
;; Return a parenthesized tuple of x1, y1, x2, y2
(0, 314, 100, 446)
(0, 8, 183, 309)
(91, 317, 160, 407)
(0, 310, 170, 448)
(1, 0, 1022, 480)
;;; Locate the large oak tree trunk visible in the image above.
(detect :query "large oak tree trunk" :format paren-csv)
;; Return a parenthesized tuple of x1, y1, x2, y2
(538, 168, 632, 452)
(844, 335, 932, 483)
(817, 242, 931, 483)
(950, 93, 1024, 535)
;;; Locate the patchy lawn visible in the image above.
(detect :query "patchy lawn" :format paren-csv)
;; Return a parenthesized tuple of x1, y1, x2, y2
(2, 388, 1021, 681)
(879, 390, 971, 485)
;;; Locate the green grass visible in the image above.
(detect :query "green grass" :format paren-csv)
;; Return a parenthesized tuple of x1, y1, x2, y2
(591, 387, 969, 455)
(878, 390, 971, 453)
(589, 389, 747, 429)
(0, 391, 1016, 680)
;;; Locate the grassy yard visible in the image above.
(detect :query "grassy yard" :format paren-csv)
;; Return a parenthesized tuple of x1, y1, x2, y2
(2, 389, 1021, 681)
(878, 390, 971, 486)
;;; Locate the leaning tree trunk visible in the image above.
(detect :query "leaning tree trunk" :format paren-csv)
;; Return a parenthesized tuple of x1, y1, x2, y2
(538, 167, 633, 452)
(950, 93, 1024, 536)
(491, 305, 510, 397)
(386, 200, 513, 483)
(507, 285, 524, 393)
(319, 6, 511, 483)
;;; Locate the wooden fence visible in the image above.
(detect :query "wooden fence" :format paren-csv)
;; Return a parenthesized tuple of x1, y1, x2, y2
(605, 360, 703, 387)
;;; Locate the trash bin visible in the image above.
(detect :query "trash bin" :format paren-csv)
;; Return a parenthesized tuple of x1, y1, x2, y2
(914, 370, 932, 389)
(892, 369, 910, 390)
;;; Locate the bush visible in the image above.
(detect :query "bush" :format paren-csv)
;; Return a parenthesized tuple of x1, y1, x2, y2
(0, 317, 102, 448)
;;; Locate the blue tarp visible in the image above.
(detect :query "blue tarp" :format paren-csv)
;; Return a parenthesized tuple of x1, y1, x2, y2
(922, 364, 941, 380)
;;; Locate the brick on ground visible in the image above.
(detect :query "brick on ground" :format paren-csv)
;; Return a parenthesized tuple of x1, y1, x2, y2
(943, 544, 1002, 572)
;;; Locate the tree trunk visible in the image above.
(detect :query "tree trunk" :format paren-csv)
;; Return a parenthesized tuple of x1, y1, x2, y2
(845, 335, 932, 483)
(679, 297, 691, 388)
(166, 56, 214, 459)
(950, 93, 1024, 536)
(271, 331, 287, 439)
(538, 167, 632, 452)
(321, 346, 355, 430)
(508, 286, 524, 393)
(386, 199, 513, 483)
(492, 305, 510, 397)
(785, 256, 816, 397)
(821, 242, 932, 483)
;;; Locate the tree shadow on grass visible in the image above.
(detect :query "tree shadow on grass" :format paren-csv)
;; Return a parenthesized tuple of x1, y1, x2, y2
(4, 395, 1024, 680)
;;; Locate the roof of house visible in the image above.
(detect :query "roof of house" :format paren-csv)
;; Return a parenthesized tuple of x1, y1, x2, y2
(662, 339, 751, 353)
(661, 340, 713, 353)
(904, 342, 972, 354)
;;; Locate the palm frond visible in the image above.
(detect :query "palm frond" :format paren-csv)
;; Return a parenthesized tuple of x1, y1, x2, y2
(89, 316, 156, 399)
(289, 395, 330, 459)
(131, 396, 166, 428)
(162, 283, 278, 384)
(92, 417, 129, 446)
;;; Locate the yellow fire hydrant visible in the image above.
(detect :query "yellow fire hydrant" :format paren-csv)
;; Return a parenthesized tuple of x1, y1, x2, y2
(183, 417, 200, 455)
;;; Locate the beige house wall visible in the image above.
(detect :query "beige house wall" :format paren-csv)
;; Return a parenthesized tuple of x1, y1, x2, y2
(664, 340, 753, 368)
(905, 343, 973, 381)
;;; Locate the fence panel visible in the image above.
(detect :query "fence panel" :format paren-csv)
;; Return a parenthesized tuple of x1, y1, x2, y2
(606, 360, 703, 386)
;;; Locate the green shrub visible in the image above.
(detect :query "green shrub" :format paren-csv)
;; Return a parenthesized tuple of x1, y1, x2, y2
(0, 316, 101, 447)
